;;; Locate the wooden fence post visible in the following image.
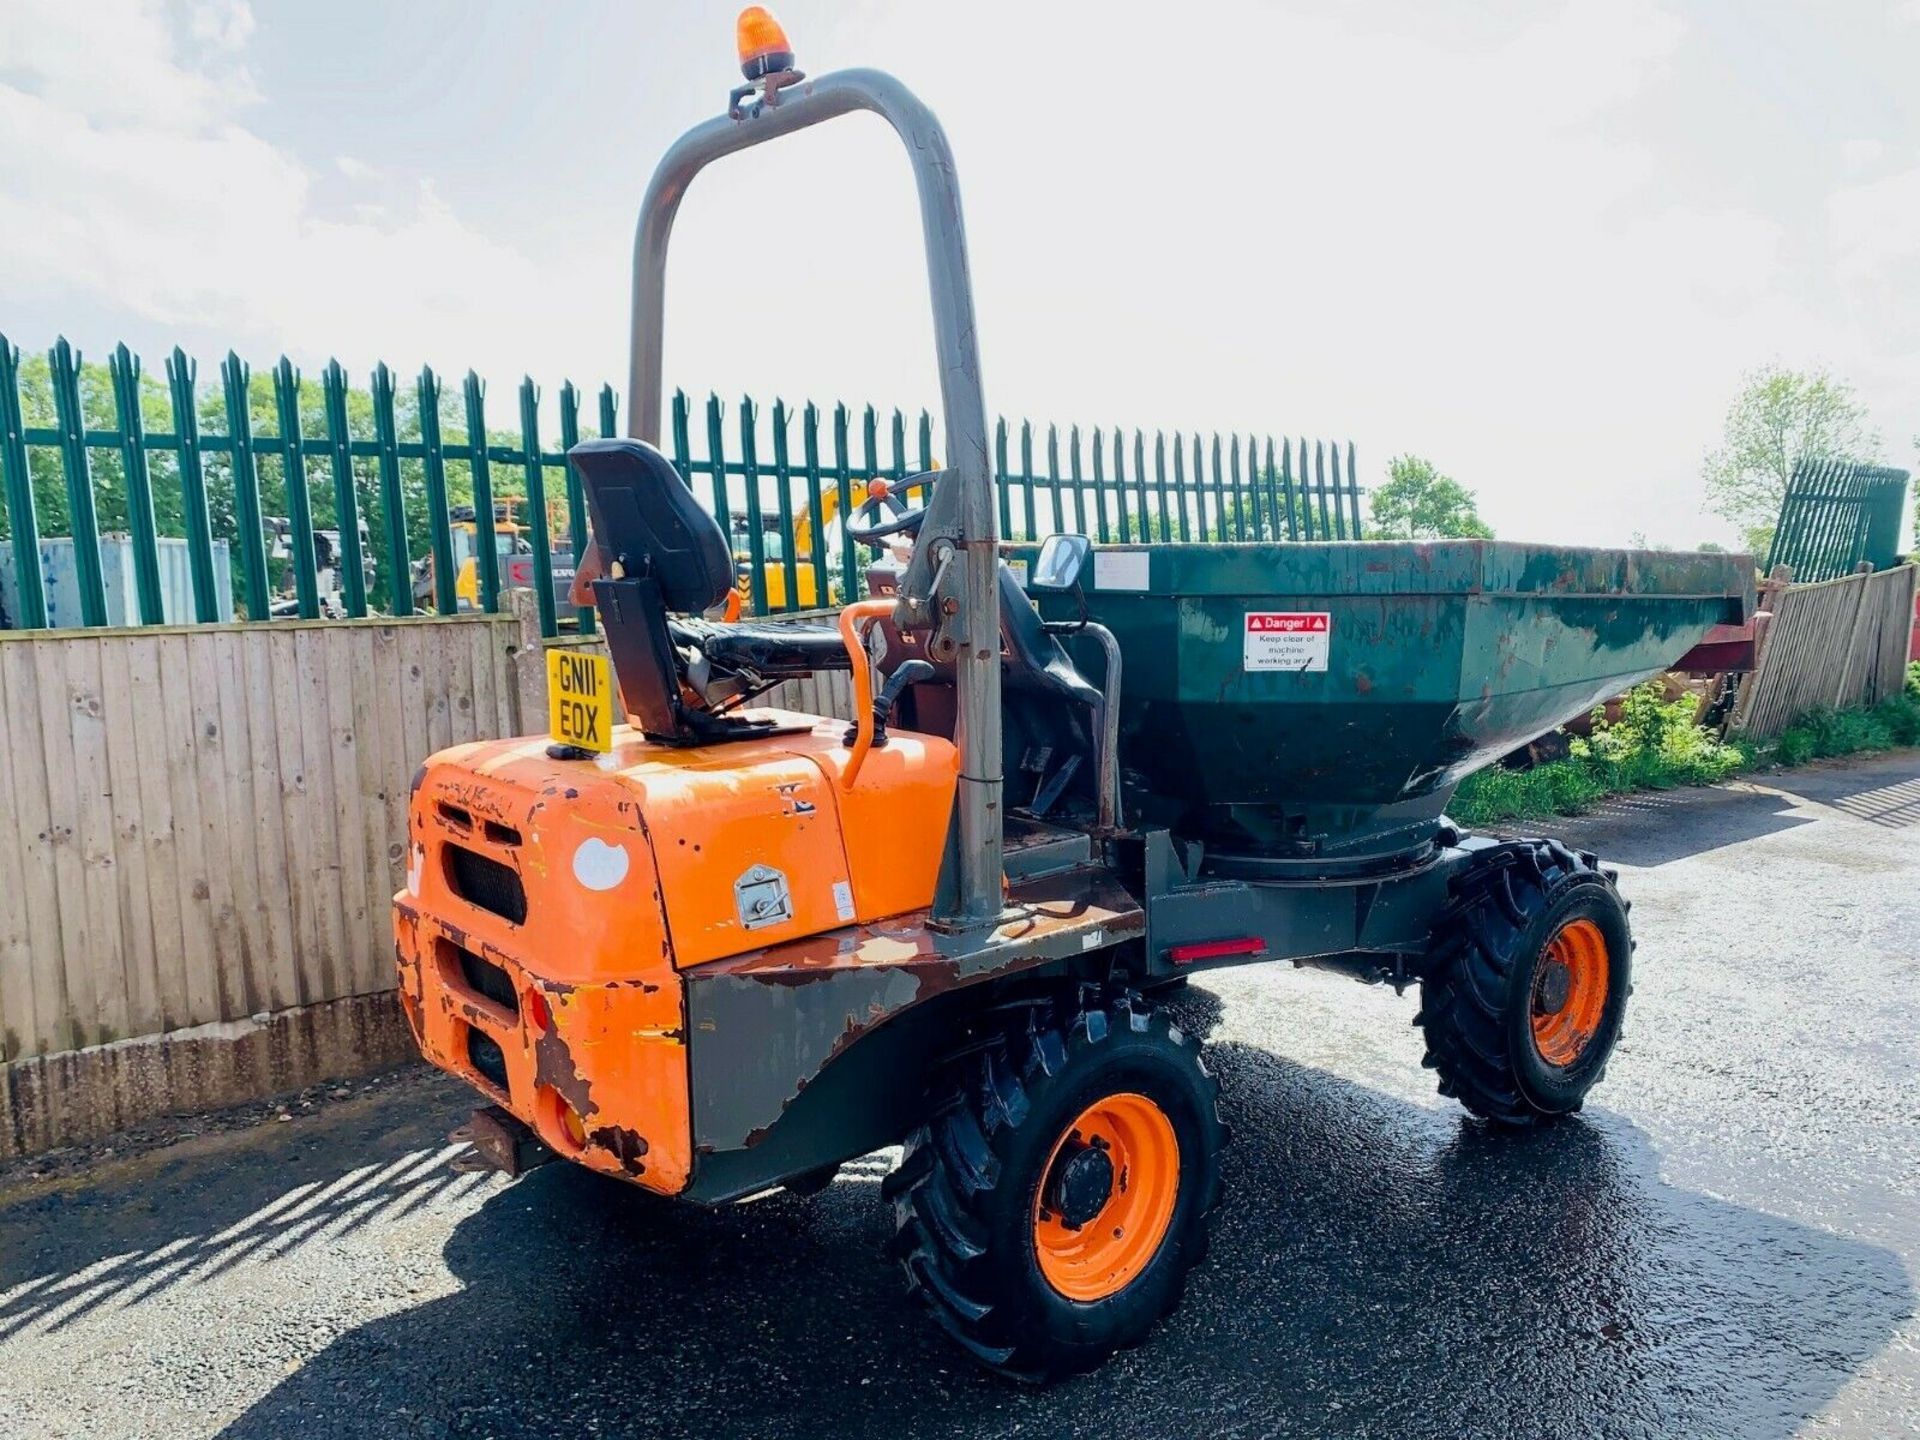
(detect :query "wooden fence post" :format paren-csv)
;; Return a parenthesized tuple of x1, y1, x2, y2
(1728, 565, 1787, 734)
(507, 588, 545, 734)
(1831, 561, 1876, 707)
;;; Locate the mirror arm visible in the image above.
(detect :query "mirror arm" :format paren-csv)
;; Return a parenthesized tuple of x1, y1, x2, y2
(1038, 583, 1089, 634)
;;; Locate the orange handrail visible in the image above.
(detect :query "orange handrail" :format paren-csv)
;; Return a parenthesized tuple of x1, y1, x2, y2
(837, 597, 895, 789)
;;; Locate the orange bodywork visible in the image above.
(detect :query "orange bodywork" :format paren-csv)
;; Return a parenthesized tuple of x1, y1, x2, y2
(392, 709, 957, 1195)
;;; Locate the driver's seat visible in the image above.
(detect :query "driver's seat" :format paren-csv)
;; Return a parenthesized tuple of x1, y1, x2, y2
(572, 438, 732, 614)
(573, 438, 799, 744)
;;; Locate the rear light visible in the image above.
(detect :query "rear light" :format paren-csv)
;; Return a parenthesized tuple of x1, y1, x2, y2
(556, 1096, 588, 1152)
(1167, 936, 1266, 965)
(524, 987, 552, 1032)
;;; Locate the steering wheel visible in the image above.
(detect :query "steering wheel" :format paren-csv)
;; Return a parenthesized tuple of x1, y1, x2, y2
(844, 473, 936, 548)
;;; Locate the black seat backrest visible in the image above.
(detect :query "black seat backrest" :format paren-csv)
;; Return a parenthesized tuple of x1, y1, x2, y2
(995, 564, 1103, 710)
(570, 438, 732, 615)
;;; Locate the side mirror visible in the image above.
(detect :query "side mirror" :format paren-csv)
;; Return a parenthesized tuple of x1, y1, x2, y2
(1029, 533, 1091, 592)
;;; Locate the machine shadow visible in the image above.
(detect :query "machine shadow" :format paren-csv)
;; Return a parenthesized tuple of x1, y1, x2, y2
(216, 1000, 1911, 1440)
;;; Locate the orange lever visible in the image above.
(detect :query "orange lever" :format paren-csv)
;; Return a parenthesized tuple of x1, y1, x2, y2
(837, 598, 895, 789)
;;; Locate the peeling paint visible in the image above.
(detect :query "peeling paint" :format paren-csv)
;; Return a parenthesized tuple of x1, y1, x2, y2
(687, 865, 1146, 1152)
(585, 1124, 650, 1176)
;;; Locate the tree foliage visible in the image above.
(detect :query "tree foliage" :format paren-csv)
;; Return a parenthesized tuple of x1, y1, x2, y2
(1368, 455, 1493, 540)
(1701, 365, 1879, 554)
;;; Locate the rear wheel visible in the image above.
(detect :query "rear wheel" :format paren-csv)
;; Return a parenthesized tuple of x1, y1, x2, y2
(1417, 840, 1632, 1127)
(883, 990, 1224, 1381)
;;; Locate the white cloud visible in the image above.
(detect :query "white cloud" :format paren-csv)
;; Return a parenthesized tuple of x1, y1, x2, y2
(759, 0, 1780, 546)
(1490, 0, 1687, 126)
(1830, 164, 1920, 284)
(187, 0, 255, 53)
(1842, 137, 1886, 173)
(0, 0, 581, 389)
(1828, 163, 1920, 361)
(0, 0, 1910, 548)
(0, 0, 242, 126)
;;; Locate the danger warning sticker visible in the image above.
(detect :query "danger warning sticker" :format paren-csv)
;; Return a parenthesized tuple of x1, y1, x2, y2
(1244, 611, 1331, 672)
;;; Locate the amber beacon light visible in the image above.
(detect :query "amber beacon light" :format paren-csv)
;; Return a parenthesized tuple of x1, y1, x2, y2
(735, 6, 794, 79)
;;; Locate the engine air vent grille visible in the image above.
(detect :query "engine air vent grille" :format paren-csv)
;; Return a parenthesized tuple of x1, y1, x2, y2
(450, 943, 518, 1018)
(465, 1027, 509, 1094)
(445, 845, 528, 925)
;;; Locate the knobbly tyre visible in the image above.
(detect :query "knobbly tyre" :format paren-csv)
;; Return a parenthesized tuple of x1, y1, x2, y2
(392, 9, 1754, 1381)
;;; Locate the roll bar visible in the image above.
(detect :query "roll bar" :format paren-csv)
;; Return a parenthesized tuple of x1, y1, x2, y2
(627, 68, 1003, 927)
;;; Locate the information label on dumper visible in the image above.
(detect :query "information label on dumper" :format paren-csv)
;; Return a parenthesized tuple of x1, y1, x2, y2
(1244, 612, 1331, 672)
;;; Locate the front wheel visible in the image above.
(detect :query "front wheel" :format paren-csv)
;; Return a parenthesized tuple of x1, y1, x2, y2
(1417, 840, 1633, 1127)
(883, 990, 1224, 1382)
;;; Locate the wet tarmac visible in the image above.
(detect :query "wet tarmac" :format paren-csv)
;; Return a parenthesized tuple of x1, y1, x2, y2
(2, 751, 1916, 1438)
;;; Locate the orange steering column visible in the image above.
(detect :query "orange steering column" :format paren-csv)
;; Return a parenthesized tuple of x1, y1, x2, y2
(837, 598, 895, 789)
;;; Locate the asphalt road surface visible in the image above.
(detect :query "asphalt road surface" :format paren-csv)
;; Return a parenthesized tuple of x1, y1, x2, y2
(4, 752, 1917, 1439)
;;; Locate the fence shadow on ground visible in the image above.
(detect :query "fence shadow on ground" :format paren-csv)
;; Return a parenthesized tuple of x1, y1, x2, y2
(1530, 755, 1920, 867)
(211, 990, 1912, 1440)
(1774, 760, 1920, 832)
(1537, 784, 1817, 867)
(0, 1077, 473, 1345)
(1820, 773, 1920, 829)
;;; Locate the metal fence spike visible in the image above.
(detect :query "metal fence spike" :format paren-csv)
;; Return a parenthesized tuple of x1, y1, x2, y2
(2, 349, 1363, 627)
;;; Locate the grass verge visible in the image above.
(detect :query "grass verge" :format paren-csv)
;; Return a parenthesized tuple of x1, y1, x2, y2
(1450, 662, 1920, 828)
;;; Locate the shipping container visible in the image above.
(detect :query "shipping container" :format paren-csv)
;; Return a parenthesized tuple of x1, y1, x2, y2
(0, 537, 234, 629)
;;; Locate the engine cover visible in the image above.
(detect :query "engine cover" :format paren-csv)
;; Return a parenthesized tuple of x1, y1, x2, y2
(392, 709, 956, 1195)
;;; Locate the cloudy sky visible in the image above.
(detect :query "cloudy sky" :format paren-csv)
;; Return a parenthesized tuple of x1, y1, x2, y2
(1, 0, 1915, 547)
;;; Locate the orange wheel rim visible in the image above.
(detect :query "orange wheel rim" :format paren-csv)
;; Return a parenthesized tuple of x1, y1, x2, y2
(1530, 918, 1611, 1067)
(1032, 1092, 1180, 1302)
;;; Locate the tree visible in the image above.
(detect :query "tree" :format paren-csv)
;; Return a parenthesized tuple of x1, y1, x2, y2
(1368, 455, 1493, 540)
(1701, 365, 1878, 555)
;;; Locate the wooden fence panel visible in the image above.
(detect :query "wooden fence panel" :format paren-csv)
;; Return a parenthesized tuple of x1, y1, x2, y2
(0, 596, 873, 1154)
(1732, 565, 1919, 739)
(0, 613, 519, 1065)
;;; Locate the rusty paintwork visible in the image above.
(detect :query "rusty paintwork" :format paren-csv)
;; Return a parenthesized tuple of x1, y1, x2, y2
(393, 708, 958, 1197)
(685, 864, 1145, 1154)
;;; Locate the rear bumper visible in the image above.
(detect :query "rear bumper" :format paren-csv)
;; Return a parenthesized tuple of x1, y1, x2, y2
(393, 750, 694, 1196)
(391, 902, 691, 1198)
(393, 894, 692, 1195)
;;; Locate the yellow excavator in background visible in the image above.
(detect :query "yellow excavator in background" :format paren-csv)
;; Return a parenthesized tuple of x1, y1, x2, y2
(452, 500, 530, 610)
(413, 499, 578, 615)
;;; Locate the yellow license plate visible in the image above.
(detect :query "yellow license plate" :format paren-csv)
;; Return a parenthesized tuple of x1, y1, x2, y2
(547, 648, 615, 752)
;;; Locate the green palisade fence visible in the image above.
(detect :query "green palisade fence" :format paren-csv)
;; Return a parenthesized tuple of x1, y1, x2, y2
(1765, 458, 1911, 584)
(0, 334, 1362, 637)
